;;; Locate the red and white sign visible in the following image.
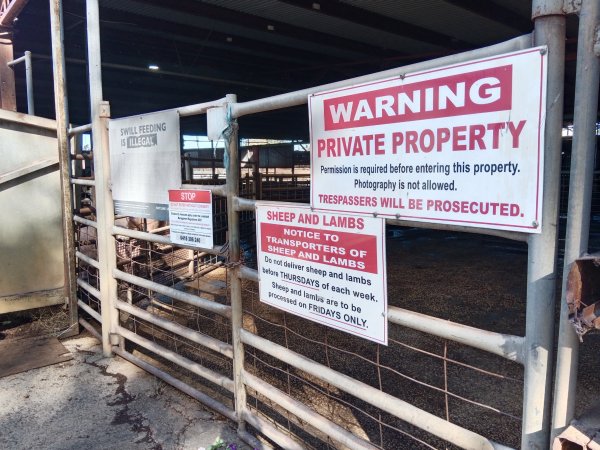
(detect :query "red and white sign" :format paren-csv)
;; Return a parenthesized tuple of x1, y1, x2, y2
(256, 203, 387, 344)
(309, 48, 547, 233)
(168, 189, 213, 248)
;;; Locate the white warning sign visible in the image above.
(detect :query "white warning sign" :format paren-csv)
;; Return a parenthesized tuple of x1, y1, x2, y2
(168, 189, 213, 248)
(109, 110, 181, 220)
(309, 48, 547, 233)
(256, 203, 387, 345)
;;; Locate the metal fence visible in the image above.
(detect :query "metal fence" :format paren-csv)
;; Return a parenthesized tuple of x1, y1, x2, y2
(53, 0, 600, 448)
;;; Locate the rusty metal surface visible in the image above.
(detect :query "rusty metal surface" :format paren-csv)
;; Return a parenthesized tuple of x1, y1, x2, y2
(566, 254, 600, 337)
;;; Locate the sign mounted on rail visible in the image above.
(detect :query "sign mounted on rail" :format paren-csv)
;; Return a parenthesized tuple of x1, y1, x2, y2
(168, 189, 213, 248)
(309, 48, 547, 233)
(256, 203, 387, 345)
(109, 110, 181, 220)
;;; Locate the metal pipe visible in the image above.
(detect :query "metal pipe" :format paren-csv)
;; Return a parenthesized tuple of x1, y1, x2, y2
(79, 317, 101, 339)
(388, 307, 525, 363)
(115, 299, 233, 358)
(7, 55, 27, 66)
(241, 329, 503, 450)
(386, 219, 529, 242)
(243, 371, 379, 450)
(73, 214, 97, 228)
(8, 51, 35, 115)
(111, 225, 224, 256)
(50, 0, 78, 338)
(75, 250, 99, 269)
(237, 431, 268, 450)
(85, 0, 118, 357)
(234, 196, 256, 212)
(112, 268, 231, 318)
(241, 410, 304, 450)
(239, 266, 258, 283)
(522, 7, 566, 450)
(68, 123, 92, 136)
(112, 346, 237, 422)
(233, 196, 527, 242)
(70, 177, 95, 186)
(117, 326, 235, 392)
(77, 278, 100, 299)
(232, 34, 532, 118)
(180, 183, 228, 197)
(24, 51, 34, 115)
(552, 0, 600, 439)
(78, 299, 102, 323)
(225, 94, 249, 436)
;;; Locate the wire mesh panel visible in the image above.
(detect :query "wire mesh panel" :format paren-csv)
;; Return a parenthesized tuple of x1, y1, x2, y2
(116, 235, 235, 410)
(260, 174, 310, 203)
(240, 230, 526, 449)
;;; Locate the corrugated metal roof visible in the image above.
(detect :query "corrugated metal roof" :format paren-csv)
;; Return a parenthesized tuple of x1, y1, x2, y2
(100, 0, 366, 60)
(201, 0, 446, 53)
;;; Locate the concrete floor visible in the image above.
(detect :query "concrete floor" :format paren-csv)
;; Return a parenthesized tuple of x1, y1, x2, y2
(0, 335, 250, 450)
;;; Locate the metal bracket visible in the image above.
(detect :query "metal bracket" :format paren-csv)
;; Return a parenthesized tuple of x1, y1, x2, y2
(109, 333, 121, 346)
(99, 100, 110, 119)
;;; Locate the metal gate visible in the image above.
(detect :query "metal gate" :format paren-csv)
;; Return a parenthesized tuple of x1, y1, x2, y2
(53, 0, 600, 449)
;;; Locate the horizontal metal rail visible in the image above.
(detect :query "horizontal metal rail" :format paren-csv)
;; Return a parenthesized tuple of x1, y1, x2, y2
(80, 317, 240, 428)
(386, 219, 528, 242)
(79, 317, 101, 339)
(210, 265, 526, 363)
(112, 346, 237, 422)
(77, 278, 100, 300)
(111, 225, 224, 256)
(73, 214, 97, 228)
(115, 299, 233, 358)
(70, 177, 95, 186)
(68, 123, 92, 136)
(232, 34, 532, 118)
(388, 307, 525, 364)
(241, 409, 304, 450)
(239, 266, 259, 283)
(243, 370, 379, 450)
(75, 251, 100, 269)
(78, 299, 102, 323)
(181, 183, 228, 197)
(113, 268, 231, 318)
(7, 54, 28, 66)
(118, 326, 235, 392)
(240, 329, 511, 450)
(234, 197, 527, 241)
(129, 97, 228, 118)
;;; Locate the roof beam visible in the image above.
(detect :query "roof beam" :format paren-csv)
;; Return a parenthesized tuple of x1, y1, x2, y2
(442, 0, 532, 33)
(122, 0, 398, 59)
(0, 0, 29, 26)
(279, 0, 472, 50)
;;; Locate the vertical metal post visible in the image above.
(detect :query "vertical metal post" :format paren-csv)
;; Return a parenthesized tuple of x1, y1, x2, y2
(86, 0, 118, 356)
(184, 153, 192, 181)
(225, 93, 247, 434)
(24, 51, 34, 115)
(552, 0, 600, 440)
(523, 2, 566, 448)
(49, 0, 78, 337)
